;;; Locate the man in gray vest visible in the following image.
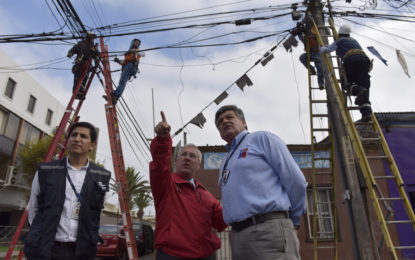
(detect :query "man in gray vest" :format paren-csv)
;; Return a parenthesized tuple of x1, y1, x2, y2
(24, 122, 110, 260)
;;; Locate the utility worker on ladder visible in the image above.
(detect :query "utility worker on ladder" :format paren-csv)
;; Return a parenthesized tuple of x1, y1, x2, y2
(320, 24, 372, 122)
(299, 26, 325, 90)
(67, 32, 99, 100)
(110, 38, 144, 105)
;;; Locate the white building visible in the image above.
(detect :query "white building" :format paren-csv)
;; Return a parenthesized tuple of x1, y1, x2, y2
(0, 48, 66, 227)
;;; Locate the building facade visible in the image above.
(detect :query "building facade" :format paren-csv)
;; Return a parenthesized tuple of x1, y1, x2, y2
(0, 48, 65, 230)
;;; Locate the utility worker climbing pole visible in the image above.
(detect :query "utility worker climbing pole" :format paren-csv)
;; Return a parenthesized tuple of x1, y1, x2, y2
(320, 24, 373, 122)
(110, 38, 144, 105)
(67, 32, 99, 100)
(298, 26, 325, 90)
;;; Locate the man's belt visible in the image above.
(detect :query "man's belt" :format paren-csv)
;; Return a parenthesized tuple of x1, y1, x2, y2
(231, 211, 289, 232)
(343, 49, 366, 60)
(54, 241, 76, 247)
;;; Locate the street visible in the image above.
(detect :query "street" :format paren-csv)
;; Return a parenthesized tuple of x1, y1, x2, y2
(3, 251, 155, 260)
(95, 253, 154, 260)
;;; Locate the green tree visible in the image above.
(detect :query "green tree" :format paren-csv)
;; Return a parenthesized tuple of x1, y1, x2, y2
(19, 132, 100, 185)
(133, 192, 153, 221)
(19, 135, 54, 184)
(110, 167, 150, 210)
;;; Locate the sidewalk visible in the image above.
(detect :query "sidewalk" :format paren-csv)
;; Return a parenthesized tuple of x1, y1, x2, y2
(0, 250, 20, 259)
(1, 251, 154, 260)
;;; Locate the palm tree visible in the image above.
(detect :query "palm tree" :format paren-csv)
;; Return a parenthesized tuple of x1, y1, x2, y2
(110, 166, 150, 209)
(134, 192, 153, 221)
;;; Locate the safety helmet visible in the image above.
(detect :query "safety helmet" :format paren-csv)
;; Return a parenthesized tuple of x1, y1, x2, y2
(338, 24, 351, 35)
(86, 31, 97, 39)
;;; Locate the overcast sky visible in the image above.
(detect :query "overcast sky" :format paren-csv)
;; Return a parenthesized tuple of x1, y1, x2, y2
(1, 0, 414, 213)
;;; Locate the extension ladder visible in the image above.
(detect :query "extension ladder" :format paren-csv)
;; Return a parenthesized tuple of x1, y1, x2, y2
(314, 18, 415, 259)
(99, 37, 139, 260)
(305, 29, 338, 260)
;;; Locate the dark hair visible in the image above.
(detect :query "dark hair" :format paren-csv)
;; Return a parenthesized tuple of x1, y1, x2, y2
(68, 122, 97, 142)
(215, 105, 247, 129)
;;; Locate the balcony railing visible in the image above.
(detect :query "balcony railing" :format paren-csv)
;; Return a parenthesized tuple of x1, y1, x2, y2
(0, 226, 29, 242)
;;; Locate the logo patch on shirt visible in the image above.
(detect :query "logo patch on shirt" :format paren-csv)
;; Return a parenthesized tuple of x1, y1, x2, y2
(238, 148, 248, 158)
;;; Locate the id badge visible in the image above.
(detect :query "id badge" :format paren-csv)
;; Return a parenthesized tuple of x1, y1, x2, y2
(220, 169, 230, 186)
(71, 201, 81, 220)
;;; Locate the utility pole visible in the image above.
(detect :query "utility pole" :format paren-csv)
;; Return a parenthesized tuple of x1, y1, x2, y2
(310, 0, 377, 259)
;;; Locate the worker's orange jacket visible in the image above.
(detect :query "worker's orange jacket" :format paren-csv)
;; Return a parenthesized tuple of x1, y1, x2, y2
(121, 50, 141, 67)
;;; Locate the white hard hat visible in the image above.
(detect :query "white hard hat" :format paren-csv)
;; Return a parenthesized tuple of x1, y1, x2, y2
(86, 31, 97, 38)
(338, 24, 351, 35)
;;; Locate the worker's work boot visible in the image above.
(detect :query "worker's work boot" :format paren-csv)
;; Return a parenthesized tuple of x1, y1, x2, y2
(354, 89, 368, 106)
(110, 92, 118, 105)
(359, 114, 371, 122)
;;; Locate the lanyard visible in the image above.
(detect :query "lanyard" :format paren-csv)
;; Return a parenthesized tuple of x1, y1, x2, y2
(67, 173, 82, 202)
(222, 133, 249, 172)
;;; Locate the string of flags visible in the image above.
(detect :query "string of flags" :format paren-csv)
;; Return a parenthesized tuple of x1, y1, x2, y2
(367, 46, 387, 66)
(367, 46, 411, 78)
(171, 34, 288, 138)
(396, 49, 410, 78)
(171, 29, 412, 138)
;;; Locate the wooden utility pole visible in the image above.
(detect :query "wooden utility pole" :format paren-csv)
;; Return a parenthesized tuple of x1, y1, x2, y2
(309, 1, 377, 259)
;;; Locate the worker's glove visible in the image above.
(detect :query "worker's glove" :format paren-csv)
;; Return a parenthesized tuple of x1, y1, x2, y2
(320, 47, 327, 53)
(67, 52, 73, 58)
(369, 59, 374, 72)
(138, 51, 145, 57)
(114, 57, 120, 63)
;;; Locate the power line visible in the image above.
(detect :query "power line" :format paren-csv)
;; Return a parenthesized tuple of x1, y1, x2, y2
(0, 9, 292, 43)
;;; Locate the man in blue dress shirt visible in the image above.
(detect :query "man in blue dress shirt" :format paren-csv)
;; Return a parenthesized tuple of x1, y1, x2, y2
(215, 105, 307, 260)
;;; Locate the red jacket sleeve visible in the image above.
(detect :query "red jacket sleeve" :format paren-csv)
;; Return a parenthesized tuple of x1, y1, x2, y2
(149, 135, 172, 205)
(211, 199, 228, 232)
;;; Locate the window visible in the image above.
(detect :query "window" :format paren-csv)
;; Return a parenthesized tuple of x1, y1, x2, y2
(45, 109, 53, 125)
(291, 151, 330, 169)
(27, 95, 37, 113)
(306, 187, 336, 240)
(203, 152, 227, 170)
(4, 78, 16, 99)
(0, 108, 7, 135)
(4, 112, 20, 141)
(20, 122, 40, 145)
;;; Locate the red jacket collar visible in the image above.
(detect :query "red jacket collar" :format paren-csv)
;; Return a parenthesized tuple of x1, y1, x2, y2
(171, 173, 206, 190)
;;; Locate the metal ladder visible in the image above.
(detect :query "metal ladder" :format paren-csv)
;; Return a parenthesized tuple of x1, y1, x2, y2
(99, 37, 140, 260)
(314, 18, 415, 259)
(305, 30, 338, 260)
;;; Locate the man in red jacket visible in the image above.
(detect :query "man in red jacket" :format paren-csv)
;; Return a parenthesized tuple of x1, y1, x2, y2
(150, 111, 227, 260)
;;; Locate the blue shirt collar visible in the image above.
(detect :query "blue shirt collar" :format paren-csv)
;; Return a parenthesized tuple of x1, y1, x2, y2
(225, 130, 248, 151)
